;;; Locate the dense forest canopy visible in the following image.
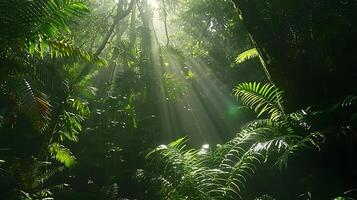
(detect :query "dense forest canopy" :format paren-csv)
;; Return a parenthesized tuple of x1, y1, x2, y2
(0, 0, 356, 199)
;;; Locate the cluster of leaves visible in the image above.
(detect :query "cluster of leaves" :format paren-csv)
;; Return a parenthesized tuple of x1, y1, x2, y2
(0, 0, 107, 198)
(0, 0, 105, 65)
(163, 72, 188, 101)
(0, 158, 68, 200)
(140, 82, 324, 199)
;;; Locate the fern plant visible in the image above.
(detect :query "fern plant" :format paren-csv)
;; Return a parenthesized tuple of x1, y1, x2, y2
(234, 82, 284, 120)
(233, 82, 324, 169)
(141, 82, 325, 199)
(0, 158, 68, 200)
(0, 0, 104, 169)
(140, 138, 224, 200)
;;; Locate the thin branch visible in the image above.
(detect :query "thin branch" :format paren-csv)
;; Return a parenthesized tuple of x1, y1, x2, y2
(95, 0, 135, 55)
(75, 0, 135, 84)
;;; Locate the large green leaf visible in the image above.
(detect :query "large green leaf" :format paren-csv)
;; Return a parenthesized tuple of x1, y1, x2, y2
(233, 82, 284, 121)
(235, 48, 259, 64)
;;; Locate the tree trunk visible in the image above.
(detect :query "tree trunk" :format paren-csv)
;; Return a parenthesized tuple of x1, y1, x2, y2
(139, 0, 171, 142)
(232, 0, 311, 110)
(232, 0, 357, 110)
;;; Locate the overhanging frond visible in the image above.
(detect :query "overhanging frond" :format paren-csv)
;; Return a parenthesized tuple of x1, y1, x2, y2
(16, 78, 52, 132)
(235, 48, 259, 64)
(233, 82, 284, 120)
(0, 0, 89, 40)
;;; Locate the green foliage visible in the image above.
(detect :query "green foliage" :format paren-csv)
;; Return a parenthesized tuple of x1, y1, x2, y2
(30, 37, 107, 65)
(0, 159, 67, 200)
(141, 138, 222, 200)
(235, 48, 259, 64)
(57, 98, 89, 142)
(233, 82, 324, 169)
(0, 0, 89, 40)
(163, 72, 188, 101)
(142, 82, 325, 199)
(49, 143, 76, 168)
(254, 195, 276, 200)
(234, 82, 284, 120)
(0, 0, 105, 74)
(0, 115, 4, 128)
(334, 197, 354, 200)
(1, 0, 356, 199)
(15, 78, 52, 132)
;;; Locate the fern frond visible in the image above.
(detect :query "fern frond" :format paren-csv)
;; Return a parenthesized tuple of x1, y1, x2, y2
(16, 79, 52, 132)
(43, 38, 107, 65)
(0, 0, 89, 40)
(220, 150, 264, 199)
(235, 48, 259, 64)
(234, 82, 284, 120)
(341, 95, 357, 108)
(145, 138, 221, 200)
(27, 37, 107, 65)
(275, 131, 324, 170)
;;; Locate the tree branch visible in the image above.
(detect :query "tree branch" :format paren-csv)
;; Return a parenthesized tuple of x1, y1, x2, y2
(95, 0, 136, 55)
(75, 0, 136, 84)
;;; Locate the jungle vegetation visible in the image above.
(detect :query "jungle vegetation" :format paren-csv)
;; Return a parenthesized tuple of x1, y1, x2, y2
(0, 0, 356, 199)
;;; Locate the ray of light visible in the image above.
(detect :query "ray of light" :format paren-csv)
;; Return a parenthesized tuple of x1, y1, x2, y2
(138, 1, 246, 145)
(92, 0, 243, 146)
(159, 52, 241, 145)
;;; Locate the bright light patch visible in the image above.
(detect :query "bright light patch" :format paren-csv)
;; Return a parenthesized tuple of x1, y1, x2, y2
(147, 0, 159, 8)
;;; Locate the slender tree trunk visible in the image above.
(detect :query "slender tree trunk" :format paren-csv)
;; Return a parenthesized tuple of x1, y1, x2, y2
(139, 0, 170, 141)
(231, 0, 297, 109)
(161, 0, 170, 47)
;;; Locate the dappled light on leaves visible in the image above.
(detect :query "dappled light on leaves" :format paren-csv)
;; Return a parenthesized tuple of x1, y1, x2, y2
(1, 0, 357, 199)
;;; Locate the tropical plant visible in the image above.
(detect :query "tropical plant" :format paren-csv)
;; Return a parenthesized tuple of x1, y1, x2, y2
(0, 158, 68, 200)
(0, 0, 104, 130)
(232, 82, 324, 169)
(140, 82, 325, 199)
(254, 195, 276, 200)
(0, 0, 105, 64)
(235, 48, 259, 64)
(0, 2, 109, 198)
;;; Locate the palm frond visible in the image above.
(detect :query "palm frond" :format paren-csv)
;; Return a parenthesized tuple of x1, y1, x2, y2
(41, 38, 107, 65)
(143, 83, 328, 199)
(341, 95, 357, 108)
(0, 0, 89, 40)
(0, 0, 104, 67)
(16, 79, 52, 132)
(27, 36, 107, 65)
(235, 48, 259, 64)
(233, 82, 284, 120)
(220, 150, 263, 199)
(275, 131, 324, 170)
(145, 138, 220, 200)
